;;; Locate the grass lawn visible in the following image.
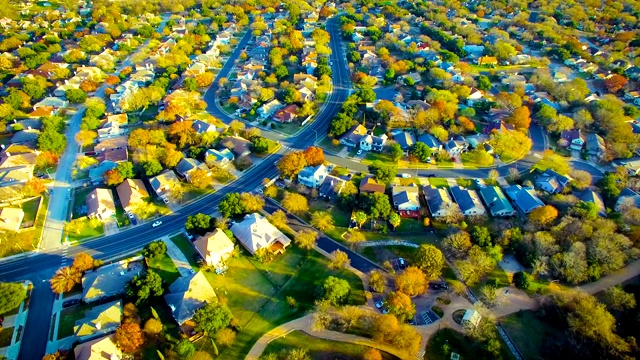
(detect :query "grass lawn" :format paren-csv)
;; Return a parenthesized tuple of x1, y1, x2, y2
(57, 303, 92, 339)
(202, 247, 365, 360)
(310, 200, 351, 227)
(317, 137, 344, 153)
(148, 249, 181, 285)
(460, 152, 494, 168)
(395, 218, 424, 232)
(263, 330, 399, 359)
(0, 327, 13, 347)
(455, 178, 474, 188)
(182, 187, 214, 204)
(270, 121, 301, 135)
(500, 310, 564, 360)
(429, 178, 450, 188)
(425, 327, 515, 360)
(20, 197, 41, 228)
(169, 233, 199, 269)
(71, 187, 94, 219)
(66, 217, 105, 243)
(469, 266, 510, 294)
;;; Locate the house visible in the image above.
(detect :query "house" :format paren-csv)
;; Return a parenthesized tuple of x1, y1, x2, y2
(393, 131, 416, 150)
(205, 148, 234, 168)
(560, 129, 586, 151)
(417, 134, 442, 152)
(0, 207, 24, 232)
(318, 175, 347, 200)
(258, 99, 283, 119)
(219, 136, 251, 158)
(534, 169, 572, 194)
(94, 135, 128, 153)
(479, 186, 516, 217)
(97, 124, 126, 140)
(466, 87, 484, 105)
(359, 133, 388, 152)
(298, 164, 329, 188)
(484, 119, 514, 134)
(477, 56, 498, 66)
(359, 175, 386, 194)
(230, 213, 292, 255)
(450, 186, 486, 216)
(340, 124, 367, 147)
(88, 161, 118, 184)
(424, 185, 455, 218)
(191, 120, 218, 134)
(10, 129, 39, 144)
(183, 62, 206, 77)
(392, 185, 421, 218)
(148, 170, 180, 202)
(577, 189, 606, 217)
(397, 72, 421, 85)
(82, 260, 143, 303)
(116, 179, 149, 212)
(74, 335, 122, 360)
(504, 185, 544, 214)
(299, 87, 315, 103)
(585, 133, 606, 159)
(86, 188, 116, 220)
(193, 229, 235, 268)
(164, 271, 216, 325)
(444, 139, 468, 157)
(176, 158, 208, 183)
(74, 300, 122, 339)
(273, 104, 299, 123)
(615, 188, 640, 212)
(462, 309, 481, 328)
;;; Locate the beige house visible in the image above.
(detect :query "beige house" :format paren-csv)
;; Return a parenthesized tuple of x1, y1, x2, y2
(74, 335, 122, 360)
(148, 169, 180, 203)
(86, 188, 115, 220)
(0, 207, 24, 231)
(74, 300, 122, 339)
(116, 179, 149, 212)
(193, 229, 235, 267)
(164, 271, 216, 325)
(230, 213, 291, 255)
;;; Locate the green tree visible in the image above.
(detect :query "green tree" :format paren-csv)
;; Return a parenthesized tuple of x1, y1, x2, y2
(193, 303, 233, 335)
(368, 162, 397, 184)
(604, 286, 636, 311)
(117, 162, 135, 179)
(410, 142, 433, 162)
(311, 211, 334, 231)
(512, 271, 531, 290)
(0, 283, 26, 314)
(456, 246, 496, 285)
(184, 77, 198, 91)
(361, 193, 391, 219)
(65, 88, 87, 103)
(142, 160, 163, 176)
(472, 226, 492, 247)
(476, 75, 492, 90)
(250, 137, 269, 154)
(321, 276, 351, 305)
(174, 339, 195, 359)
(385, 291, 416, 322)
(369, 270, 386, 293)
(185, 213, 212, 235)
(142, 241, 167, 259)
(218, 193, 244, 218)
(389, 143, 403, 162)
(38, 130, 66, 155)
(412, 245, 444, 280)
(389, 212, 401, 229)
(126, 270, 164, 305)
(354, 211, 368, 228)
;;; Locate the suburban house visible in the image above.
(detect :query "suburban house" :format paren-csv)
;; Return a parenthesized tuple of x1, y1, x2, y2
(615, 158, 640, 176)
(444, 139, 468, 157)
(424, 185, 455, 218)
(148, 169, 180, 202)
(219, 136, 251, 158)
(504, 185, 544, 214)
(450, 186, 486, 216)
(340, 124, 367, 147)
(318, 175, 347, 200)
(615, 188, 640, 212)
(392, 185, 421, 218)
(82, 260, 143, 303)
(417, 133, 442, 152)
(585, 133, 606, 159)
(393, 131, 416, 151)
(578, 189, 607, 217)
(115, 179, 149, 212)
(192, 120, 218, 134)
(560, 129, 586, 151)
(94, 135, 128, 153)
(205, 148, 234, 168)
(479, 186, 516, 217)
(193, 229, 235, 268)
(462, 309, 482, 328)
(273, 105, 299, 123)
(0, 207, 24, 232)
(176, 158, 208, 183)
(534, 169, 572, 194)
(230, 213, 292, 255)
(74, 300, 122, 339)
(74, 335, 122, 360)
(0, 152, 36, 186)
(359, 133, 387, 152)
(359, 175, 386, 194)
(86, 188, 116, 220)
(298, 164, 329, 188)
(258, 99, 283, 119)
(164, 271, 217, 326)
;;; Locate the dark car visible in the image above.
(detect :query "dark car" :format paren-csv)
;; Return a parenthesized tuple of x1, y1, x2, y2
(63, 299, 80, 307)
(426, 174, 437, 178)
(398, 257, 406, 269)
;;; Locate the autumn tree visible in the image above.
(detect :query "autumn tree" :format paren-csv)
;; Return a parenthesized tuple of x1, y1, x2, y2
(114, 322, 145, 353)
(456, 246, 496, 285)
(395, 266, 428, 297)
(104, 169, 124, 186)
(303, 146, 324, 166)
(282, 192, 309, 214)
(50, 267, 81, 294)
(443, 231, 473, 258)
(369, 270, 386, 293)
(310, 211, 334, 231)
(604, 74, 628, 93)
(268, 210, 288, 230)
(72, 252, 96, 272)
(506, 106, 531, 130)
(277, 152, 306, 179)
(604, 286, 636, 311)
(534, 150, 570, 175)
(570, 170, 592, 190)
(412, 245, 445, 280)
(143, 318, 163, 335)
(329, 249, 350, 269)
(189, 169, 210, 189)
(295, 230, 317, 251)
(528, 205, 559, 226)
(74, 130, 97, 146)
(363, 348, 382, 360)
(22, 178, 46, 196)
(385, 291, 416, 322)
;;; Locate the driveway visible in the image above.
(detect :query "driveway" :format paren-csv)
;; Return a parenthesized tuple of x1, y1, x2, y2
(163, 236, 193, 277)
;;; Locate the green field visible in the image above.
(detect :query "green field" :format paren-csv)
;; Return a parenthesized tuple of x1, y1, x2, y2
(500, 310, 564, 360)
(148, 248, 181, 285)
(425, 327, 515, 360)
(20, 197, 41, 227)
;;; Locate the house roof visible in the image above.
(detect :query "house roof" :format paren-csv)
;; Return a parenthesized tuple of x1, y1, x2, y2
(10, 129, 39, 144)
(298, 164, 328, 180)
(393, 131, 416, 149)
(149, 169, 179, 193)
(206, 148, 234, 163)
(74, 300, 122, 338)
(176, 158, 206, 177)
(74, 335, 122, 360)
(193, 229, 235, 263)
(424, 185, 453, 214)
(359, 175, 386, 193)
(0, 152, 35, 183)
(192, 120, 218, 134)
(164, 271, 217, 325)
(94, 135, 128, 152)
(578, 189, 606, 216)
(319, 175, 347, 198)
(616, 188, 640, 210)
(0, 207, 24, 232)
(96, 148, 128, 164)
(417, 134, 441, 149)
(585, 133, 605, 153)
(341, 124, 367, 146)
(450, 186, 485, 213)
(479, 186, 515, 215)
(82, 261, 141, 302)
(504, 185, 544, 213)
(392, 185, 420, 208)
(230, 213, 291, 255)
(219, 136, 251, 157)
(561, 129, 585, 142)
(116, 179, 149, 211)
(86, 188, 115, 217)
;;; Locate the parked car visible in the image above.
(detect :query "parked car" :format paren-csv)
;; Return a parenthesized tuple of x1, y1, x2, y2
(63, 299, 80, 307)
(381, 308, 389, 314)
(375, 300, 384, 309)
(426, 174, 437, 178)
(398, 257, 406, 269)
(401, 173, 411, 178)
(356, 149, 363, 156)
(127, 211, 135, 220)
(152, 221, 163, 227)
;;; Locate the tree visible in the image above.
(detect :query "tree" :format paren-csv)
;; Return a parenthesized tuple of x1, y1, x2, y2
(50, 267, 81, 294)
(269, 210, 288, 229)
(410, 142, 433, 162)
(104, 169, 124, 186)
(184, 77, 198, 91)
(282, 192, 309, 214)
(369, 270, 386, 293)
(321, 276, 351, 305)
(22, 178, 46, 196)
(311, 211, 334, 231)
(476, 75, 492, 90)
(185, 213, 212, 235)
(126, 270, 164, 305)
(114, 323, 144, 353)
(528, 205, 559, 226)
(480, 285, 497, 307)
(354, 211, 368, 228)
(395, 266, 428, 297)
(570, 170, 592, 190)
(38, 130, 66, 155)
(506, 106, 531, 130)
(368, 162, 397, 184)
(389, 143, 403, 162)
(329, 250, 350, 269)
(193, 303, 233, 335)
(240, 193, 264, 213)
(295, 230, 317, 251)
(143, 318, 163, 335)
(218, 193, 244, 218)
(604, 286, 636, 311)
(215, 328, 236, 347)
(143, 241, 167, 259)
(604, 74, 628, 93)
(385, 291, 416, 322)
(361, 193, 392, 220)
(142, 160, 163, 176)
(412, 245, 444, 280)
(389, 212, 401, 229)
(72, 253, 96, 273)
(534, 150, 570, 175)
(75, 130, 97, 147)
(303, 146, 324, 166)
(456, 246, 496, 285)
(363, 348, 382, 360)
(0, 283, 26, 315)
(250, 137, 269, 154)
(174, 339, 195, 359)
(189, 169, 210, 189)
(512, 271, 531, 290)
(443, 231, 472, 258)
(65, 88, 87, 103)
(277, 152, 306, 179)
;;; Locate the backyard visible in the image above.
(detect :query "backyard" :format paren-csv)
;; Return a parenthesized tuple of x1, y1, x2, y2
(147, 246, 181, 285)
(425, 327, 515, 360)
(169, 233, 199, 269)
(57, 303, 92, 339)
(19, 197, 41, 228)
(0, 195, 49, 257)
(500, 310, 565, 360)
(263, 330, 399, 359)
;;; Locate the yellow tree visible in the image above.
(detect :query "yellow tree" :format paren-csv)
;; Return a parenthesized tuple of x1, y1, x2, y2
(528, 205, 559, 226)
(282, 192, 308, 214)
(50, 267, 81, 294)
(395, 266, 428, 297)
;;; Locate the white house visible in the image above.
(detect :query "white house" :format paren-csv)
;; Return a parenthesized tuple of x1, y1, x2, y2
(450, 186, 486, 216)
(297, 164, 329, 188)
(193, 229, 235, 268)
(257, 99, 283, 119)
(392, 185, 421, 218)
(230, 213, 291, 255)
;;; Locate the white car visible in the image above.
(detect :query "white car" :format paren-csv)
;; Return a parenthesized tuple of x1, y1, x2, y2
(356, 149, 363, 156)
(152, 221, 163, 228)
(375, 301, 384, 309)
(127, 211, 135, 219)
(401, 173, 411, 178)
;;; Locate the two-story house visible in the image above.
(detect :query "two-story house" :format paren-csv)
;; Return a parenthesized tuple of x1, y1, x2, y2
(297, 164, 329, 188)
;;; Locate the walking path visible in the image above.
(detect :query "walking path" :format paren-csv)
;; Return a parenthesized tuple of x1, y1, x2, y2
(162, 236, 193, 277)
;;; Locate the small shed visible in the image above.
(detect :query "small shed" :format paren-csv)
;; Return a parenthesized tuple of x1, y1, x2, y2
(462, 309, 481, 328)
